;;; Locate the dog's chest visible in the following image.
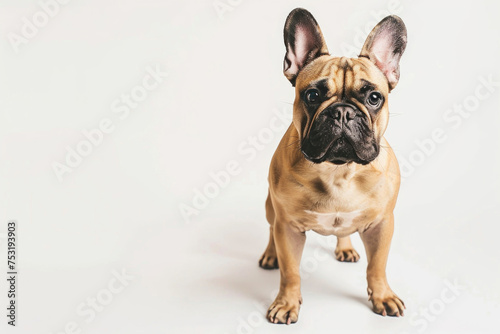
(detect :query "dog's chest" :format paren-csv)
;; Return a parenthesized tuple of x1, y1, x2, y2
(303, 174, 377, 236)
(305, 209, 364, 236)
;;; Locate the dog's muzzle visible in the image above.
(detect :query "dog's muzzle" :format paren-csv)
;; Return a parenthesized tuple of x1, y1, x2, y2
(301, 103, 378, 165)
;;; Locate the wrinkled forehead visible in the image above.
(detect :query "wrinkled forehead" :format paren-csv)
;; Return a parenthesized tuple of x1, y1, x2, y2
(295, 56, 389, 95)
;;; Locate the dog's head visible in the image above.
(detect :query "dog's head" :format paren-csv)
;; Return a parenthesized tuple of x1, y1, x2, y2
(283, 8, 407, 165)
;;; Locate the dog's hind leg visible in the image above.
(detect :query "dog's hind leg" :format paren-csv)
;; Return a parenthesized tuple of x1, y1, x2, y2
(335, 236, 360, 262)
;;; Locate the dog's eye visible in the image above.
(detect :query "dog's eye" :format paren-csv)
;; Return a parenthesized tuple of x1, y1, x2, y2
(367, 92, 382, 107)
(305, 89, 320, 104)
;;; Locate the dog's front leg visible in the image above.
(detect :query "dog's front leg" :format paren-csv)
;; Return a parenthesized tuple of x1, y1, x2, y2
(267, 219, 305, 325)
(360, 213, 405, 317)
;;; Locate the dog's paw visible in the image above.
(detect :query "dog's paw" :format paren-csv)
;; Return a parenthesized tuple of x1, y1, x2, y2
(368, 288, 405, 317)
(259, 253, 279, 269)
(267, 294, 301, 324)
(334, 247, 360, 262)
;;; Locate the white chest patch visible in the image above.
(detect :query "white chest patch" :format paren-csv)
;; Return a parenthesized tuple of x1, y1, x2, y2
(305, 209, 363, 233)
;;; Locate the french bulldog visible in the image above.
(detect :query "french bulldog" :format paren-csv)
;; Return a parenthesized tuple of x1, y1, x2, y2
(259, 8, 407, 324)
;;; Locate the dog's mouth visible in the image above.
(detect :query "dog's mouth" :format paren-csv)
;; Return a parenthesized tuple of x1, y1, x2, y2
(301, 135, 377, 165)
(331, 158, 350, 165)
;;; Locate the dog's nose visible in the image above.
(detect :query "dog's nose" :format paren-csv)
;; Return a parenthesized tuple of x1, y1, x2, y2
(330, 105, 357, 123)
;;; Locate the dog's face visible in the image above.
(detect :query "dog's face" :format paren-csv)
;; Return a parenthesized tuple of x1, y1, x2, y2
(294, 56, 390, 165)
(283, 9, 407, 165)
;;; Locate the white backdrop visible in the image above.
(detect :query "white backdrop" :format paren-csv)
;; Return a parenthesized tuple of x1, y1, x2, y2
(1, 0, 499, 333)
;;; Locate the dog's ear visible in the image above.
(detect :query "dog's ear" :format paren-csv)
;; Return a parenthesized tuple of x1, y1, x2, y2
(283, 8, 329, 86)
(359, 15, 407, 91)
